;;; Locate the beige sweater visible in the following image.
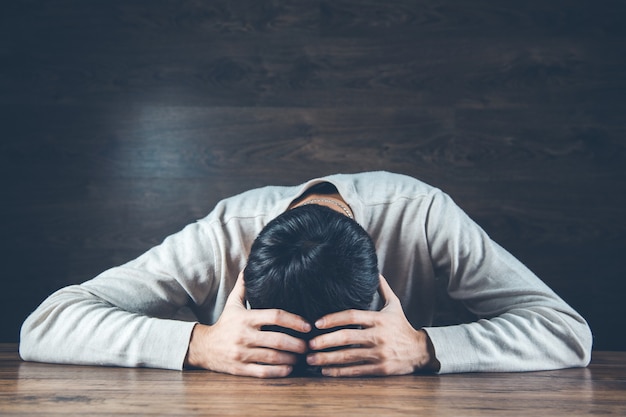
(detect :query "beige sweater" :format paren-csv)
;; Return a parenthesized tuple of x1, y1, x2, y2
(20, 171, 592, 373)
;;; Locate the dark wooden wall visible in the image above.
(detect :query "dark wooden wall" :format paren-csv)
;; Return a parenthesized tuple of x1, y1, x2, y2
(1, 1, 625, 350)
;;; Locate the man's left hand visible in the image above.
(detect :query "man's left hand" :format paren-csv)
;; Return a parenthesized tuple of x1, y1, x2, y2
(306, 275, 440, 377)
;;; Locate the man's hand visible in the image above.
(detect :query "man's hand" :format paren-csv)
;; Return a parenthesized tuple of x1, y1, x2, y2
(184, 272, 311, 378)
(306, 275, 440, 377)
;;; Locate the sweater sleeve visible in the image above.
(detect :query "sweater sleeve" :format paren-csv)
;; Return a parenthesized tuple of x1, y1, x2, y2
(19, 219, 221, 370)
(421, 191, 593, 373)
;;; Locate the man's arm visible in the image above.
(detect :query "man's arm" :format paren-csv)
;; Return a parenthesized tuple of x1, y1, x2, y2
(421, 190, 592, 373)
(304, 189, 592, 376)
(20, 221, 217, 369)
(20, 217, 311, 376)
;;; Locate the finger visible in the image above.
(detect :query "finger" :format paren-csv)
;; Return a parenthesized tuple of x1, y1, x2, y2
(253, 329, 309, 354)
(225, 270, 246, 306)
(250, 308, 311, 334)
(314, 309, 377, 330)
(378, 274, 401, 308)
(309, 328, 372, 352)
(307, 346, 375, 367)
(238, 347, 301, 366)
(238, 363, 294, 379)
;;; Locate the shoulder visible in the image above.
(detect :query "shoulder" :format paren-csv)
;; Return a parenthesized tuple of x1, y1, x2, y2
(198, 184, 298, 227)
(330, 171, 440, 204)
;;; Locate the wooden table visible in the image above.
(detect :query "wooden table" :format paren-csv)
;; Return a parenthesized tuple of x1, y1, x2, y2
(0, 344, 624, 416)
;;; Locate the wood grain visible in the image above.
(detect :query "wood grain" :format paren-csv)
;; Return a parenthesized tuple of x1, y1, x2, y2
(1, 345, 625, 416)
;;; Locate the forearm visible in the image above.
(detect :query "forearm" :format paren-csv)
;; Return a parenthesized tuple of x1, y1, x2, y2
(20, 285, 196, 370)
(423, 308, 592, 374)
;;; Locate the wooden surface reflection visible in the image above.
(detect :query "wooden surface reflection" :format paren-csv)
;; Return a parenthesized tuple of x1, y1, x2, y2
(1, 345, 624, 416)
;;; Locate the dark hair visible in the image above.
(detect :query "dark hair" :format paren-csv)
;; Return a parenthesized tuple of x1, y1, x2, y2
(244, 204, 379, 324)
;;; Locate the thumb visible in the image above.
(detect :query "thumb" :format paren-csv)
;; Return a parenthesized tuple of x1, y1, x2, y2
(378, 274, 401, 309)
(225, 270, 247, 307)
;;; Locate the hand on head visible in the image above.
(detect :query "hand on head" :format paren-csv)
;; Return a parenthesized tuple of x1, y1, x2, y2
(184, 271, 311, 378)
(305, 275, 439, 377)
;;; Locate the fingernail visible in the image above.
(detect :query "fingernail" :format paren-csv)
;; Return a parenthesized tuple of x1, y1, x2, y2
(302, 322, 312, 332)
(307, 354, 317, 365)
(314, 319, 323, 328)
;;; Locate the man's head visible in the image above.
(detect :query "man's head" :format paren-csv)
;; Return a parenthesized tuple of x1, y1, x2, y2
(244, 204, 379, 326)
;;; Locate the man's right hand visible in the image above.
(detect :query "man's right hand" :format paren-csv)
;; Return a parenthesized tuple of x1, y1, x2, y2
(184, 271, 311, 378)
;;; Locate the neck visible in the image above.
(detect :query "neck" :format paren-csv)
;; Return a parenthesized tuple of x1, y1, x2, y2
(291, 193, 354, 219)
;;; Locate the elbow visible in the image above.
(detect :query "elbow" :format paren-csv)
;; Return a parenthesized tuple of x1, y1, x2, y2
(539, 307, 593, 369)
(18, 310, 46, 362)
(577, 320, 593, 367)
(564, 316, 593, 368)
(19, 305, 55, 363)
(17, 285, 82, 363)
(19, 315, 36, 362)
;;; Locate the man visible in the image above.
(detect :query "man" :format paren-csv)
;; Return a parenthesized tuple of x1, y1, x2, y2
(20, 171, 592, 378)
